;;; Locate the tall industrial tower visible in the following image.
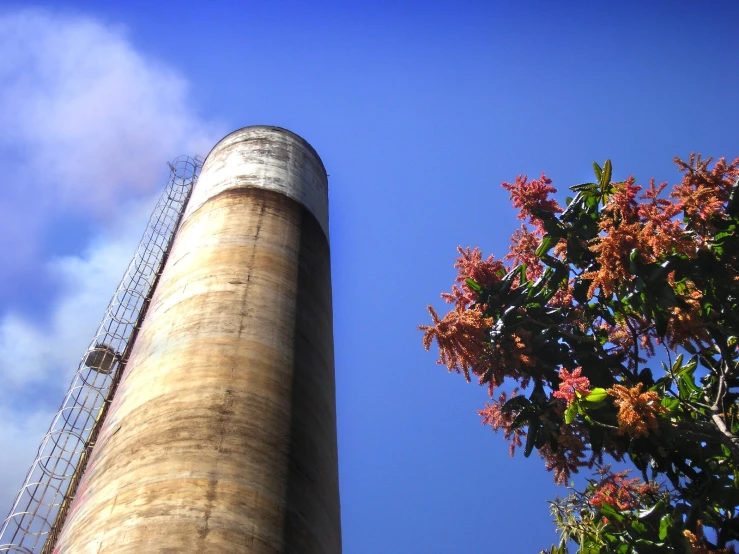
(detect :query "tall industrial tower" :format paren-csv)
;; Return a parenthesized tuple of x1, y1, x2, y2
(1, 126, 341, 553)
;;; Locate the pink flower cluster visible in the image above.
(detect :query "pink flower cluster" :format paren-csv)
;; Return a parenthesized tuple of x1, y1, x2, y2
(501, 172, 561, 229)
(552, 367, 591, 405)
(590, 469, 658, 511)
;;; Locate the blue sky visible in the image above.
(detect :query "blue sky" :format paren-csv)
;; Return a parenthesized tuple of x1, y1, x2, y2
(0, 1, 737, 552)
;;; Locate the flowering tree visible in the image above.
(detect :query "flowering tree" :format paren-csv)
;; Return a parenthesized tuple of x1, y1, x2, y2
(420, 155, 739, 553)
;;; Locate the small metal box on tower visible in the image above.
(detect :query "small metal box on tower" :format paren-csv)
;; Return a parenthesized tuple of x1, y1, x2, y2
(83, 345, 118, 375)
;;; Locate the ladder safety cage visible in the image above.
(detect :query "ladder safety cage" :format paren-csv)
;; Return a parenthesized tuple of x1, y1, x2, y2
(0, 155, 203, 553)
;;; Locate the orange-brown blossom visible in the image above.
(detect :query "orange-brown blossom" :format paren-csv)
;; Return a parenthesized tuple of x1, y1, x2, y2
(607, 383, 669, 438)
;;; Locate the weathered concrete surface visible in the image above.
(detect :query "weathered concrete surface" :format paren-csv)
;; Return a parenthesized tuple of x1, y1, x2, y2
(185, 126, 330, 239)
(53, 127, 341, 553)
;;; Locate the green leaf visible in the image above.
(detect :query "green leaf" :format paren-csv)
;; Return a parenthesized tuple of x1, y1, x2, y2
(572, 278, 590, 303)
(465, 278, 482, 294)
(599, 503, 625, 523)
(656, 284, 678, 310)
(501, 395, 531, 413)
(680, 357, 698, 375)
(561, 192, 584, 221)
(637, 500, 665, 520)
(658, 514, 672, 540)
(525, 418, 541, 457)
(589, 425, 605, 453)
(728, 178, 739, 215)
(660, 397, 680, 411)
(541, 218, 567, 238)
(564, 402, 577, 424)
(647, 261, 672, 285)
(684, 375, 700, 394)
(536, 235, 556, 257)
(677, 361, 700, 398)
(584, 387, 608, 403)
(593, 161, 603, 182)
(602, 159, 612, 189)
(570, 182, 600, 192)
(633, 539, 667, 553)
(654, 309, 670, 337)
(509, 410, 530, 431)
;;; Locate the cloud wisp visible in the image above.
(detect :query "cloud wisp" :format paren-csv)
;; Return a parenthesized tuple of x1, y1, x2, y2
(0, 9, 217, 209)
(0, 8, 222, 516)
(0, 8, 221, 277)
(0, 195, 156, 390)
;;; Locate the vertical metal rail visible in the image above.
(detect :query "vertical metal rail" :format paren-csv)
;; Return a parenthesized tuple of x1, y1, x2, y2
(0, 156, 202, 553)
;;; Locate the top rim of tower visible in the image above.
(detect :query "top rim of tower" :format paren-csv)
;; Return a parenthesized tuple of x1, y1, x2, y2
(201, 125, 328, 178)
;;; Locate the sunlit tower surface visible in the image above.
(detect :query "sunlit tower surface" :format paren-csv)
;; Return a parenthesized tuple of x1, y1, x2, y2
(1, 126, 342, 553)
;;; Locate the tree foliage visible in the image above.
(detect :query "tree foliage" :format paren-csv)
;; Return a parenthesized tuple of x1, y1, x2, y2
(420, 155, 739, 552)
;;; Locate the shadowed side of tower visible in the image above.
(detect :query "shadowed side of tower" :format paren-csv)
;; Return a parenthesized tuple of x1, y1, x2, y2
(52, 126, 341, 553)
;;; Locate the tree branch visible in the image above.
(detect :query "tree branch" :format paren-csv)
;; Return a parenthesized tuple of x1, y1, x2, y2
(623, 315, 640, 376)
(707, 362, 739, 463)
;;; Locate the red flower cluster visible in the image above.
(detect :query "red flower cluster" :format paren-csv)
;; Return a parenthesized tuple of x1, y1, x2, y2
(589, 469, 658, 511)
(420, 154, 739, 499)
(501, 172, 561, 229)
(672, 154, 739, 231)
(539, 422, 590, 485)
(421, 245, 536, 394)
(583, 219, 650, 298)
(603, 176, 641, 223)
(479, 390, 526, 457)
(552, 367, 591, 406)
(608, 383, 668, 438)
(504, 224, 545, 280)
(419, 304, 492, 382)
(453, 246, 504, 289)
(638, 178, 690, 259)
(440, 246, 504, 308)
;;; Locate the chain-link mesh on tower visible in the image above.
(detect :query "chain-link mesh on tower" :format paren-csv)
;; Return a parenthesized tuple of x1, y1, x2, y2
(0, 156, 202, 554)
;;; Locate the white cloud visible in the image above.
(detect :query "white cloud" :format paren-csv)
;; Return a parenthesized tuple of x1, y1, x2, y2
(0, 195, 155, 388)
(0, 8, 223, 278)
(0, 8, 223, 521)
(0, 406, 57, 507)
(0, 9, 219, 209)
(0, 195, 164, 524)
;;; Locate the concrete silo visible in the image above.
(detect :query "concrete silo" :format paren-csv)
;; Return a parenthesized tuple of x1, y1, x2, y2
(52, 126, 341, 553)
